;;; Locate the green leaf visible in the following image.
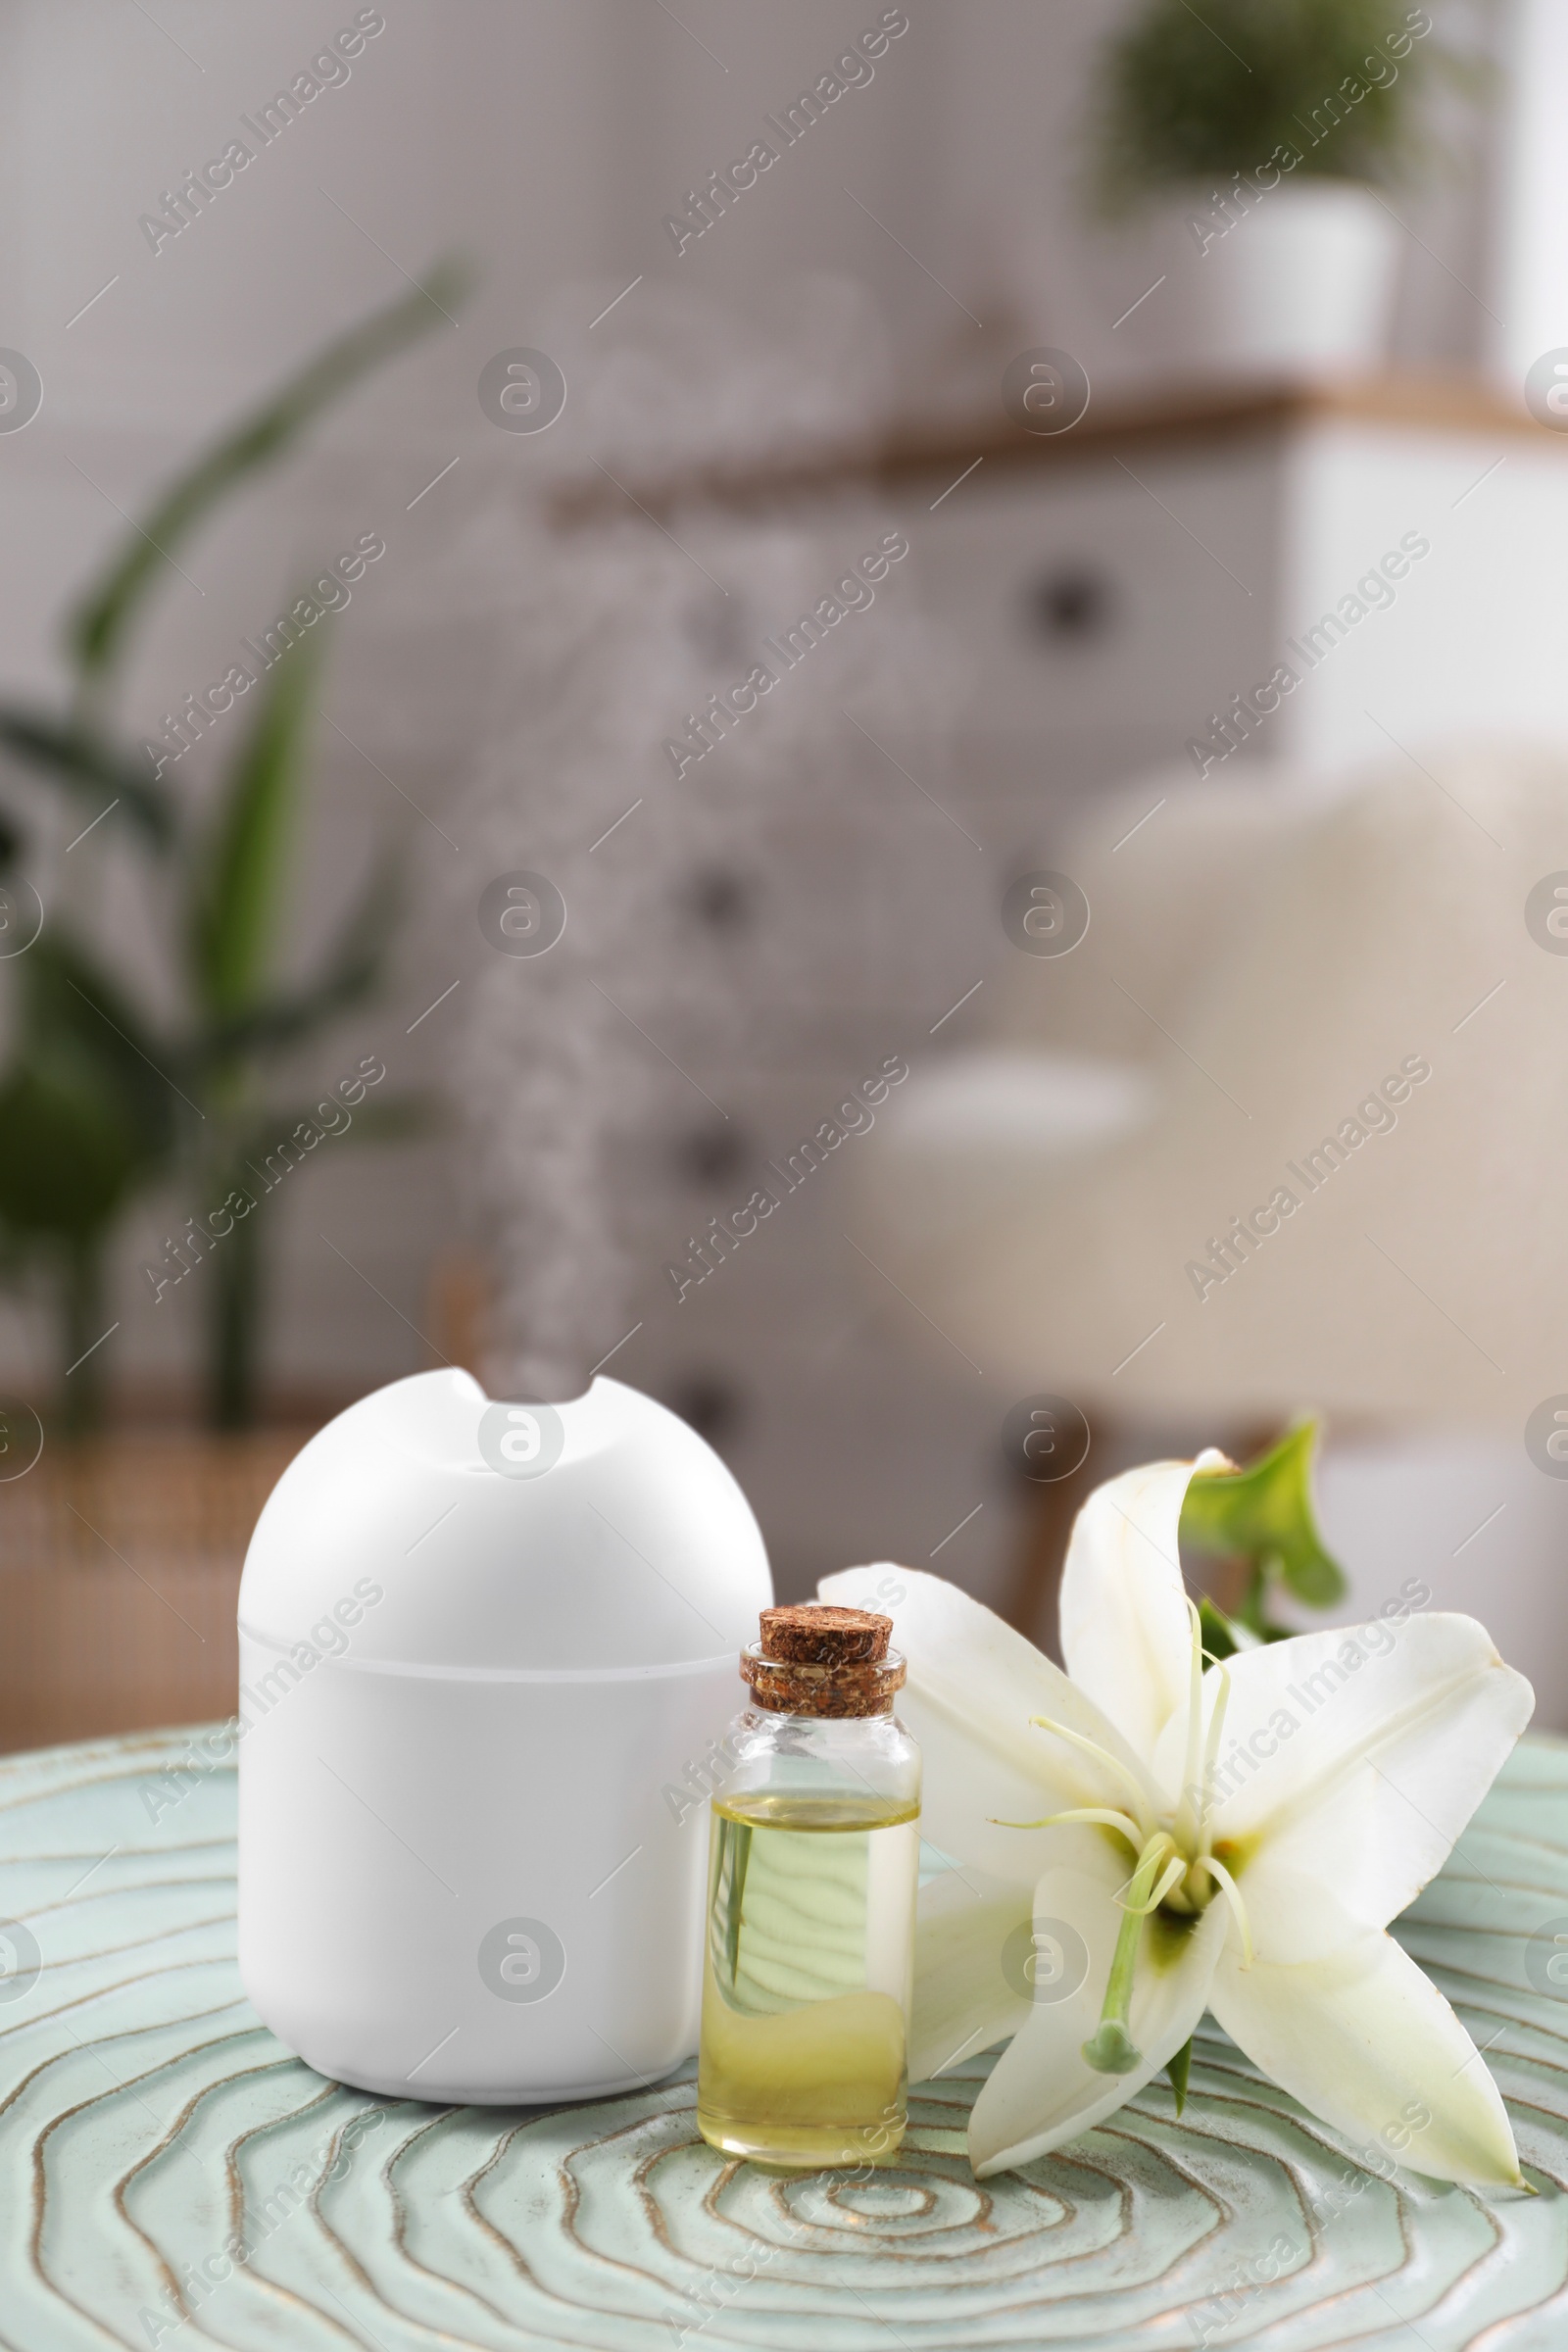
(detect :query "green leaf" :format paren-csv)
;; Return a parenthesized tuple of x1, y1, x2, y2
(20, 930, 184, 1159)
(1165, 2034, 1193, 2117)
(189, 849, 402, 1074)
(1181, 1420, 1348, 1611)
(0, 932, 181, 1246)
(1086, 0, 1477, 217)
(68, 262, 468, 683)
(0, 708, 174, 848)
(186, 631, 321, 1020)
(0, 1065, 145, 1243)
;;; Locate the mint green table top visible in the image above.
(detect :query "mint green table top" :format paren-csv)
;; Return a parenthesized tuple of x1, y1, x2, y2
(2, 1725, 1568, 2349)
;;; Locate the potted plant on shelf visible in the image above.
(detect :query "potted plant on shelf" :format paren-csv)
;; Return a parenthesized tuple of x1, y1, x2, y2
(1086, 0, 1479, 378)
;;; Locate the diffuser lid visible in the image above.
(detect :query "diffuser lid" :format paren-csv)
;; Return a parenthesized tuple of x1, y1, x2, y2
(238, 1370, 770, 1673)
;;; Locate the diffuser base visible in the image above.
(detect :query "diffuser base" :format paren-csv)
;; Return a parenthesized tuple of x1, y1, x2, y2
(303, 2048, 693, 2107)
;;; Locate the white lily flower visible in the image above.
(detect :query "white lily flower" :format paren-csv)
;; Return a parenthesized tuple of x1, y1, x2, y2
(821, 1452, 1534, 2185)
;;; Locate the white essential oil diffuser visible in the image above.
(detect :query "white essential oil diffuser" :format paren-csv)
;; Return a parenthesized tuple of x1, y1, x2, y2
(237, 1370, 771, 2102)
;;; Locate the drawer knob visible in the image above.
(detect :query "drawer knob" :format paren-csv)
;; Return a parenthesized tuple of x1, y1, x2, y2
(674, 1123, 750, 1187)
(1025, 565, 1118, 643)
(685, 865, 755, 932)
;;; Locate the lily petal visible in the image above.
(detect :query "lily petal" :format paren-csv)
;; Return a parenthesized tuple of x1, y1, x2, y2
(820, 1563, 1156, 1884)
(967, 1836, 1230, 2178)
(909, 1864, 1035, 2082)
(1058, 1455, 1224, 1758)
(1168, 1614, 1534, 1960)
(1208, 1927, 1522, 2188)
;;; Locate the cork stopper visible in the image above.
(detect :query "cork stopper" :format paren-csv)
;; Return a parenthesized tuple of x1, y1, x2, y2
(741, 1603, 905, 1718)
(759, 1604, 891, 1663)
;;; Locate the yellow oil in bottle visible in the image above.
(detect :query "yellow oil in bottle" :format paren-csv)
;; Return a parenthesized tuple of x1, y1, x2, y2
(696, 1790, 920, 2167)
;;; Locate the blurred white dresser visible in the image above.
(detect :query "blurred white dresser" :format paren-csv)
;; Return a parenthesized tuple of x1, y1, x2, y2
(544, 378, 1568, 1600)
(890, 374, 1568, 815)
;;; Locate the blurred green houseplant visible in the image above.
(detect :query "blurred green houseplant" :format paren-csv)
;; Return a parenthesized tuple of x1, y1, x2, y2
(0, 268, 463, 1432)
(1088, 0, 1469, 214)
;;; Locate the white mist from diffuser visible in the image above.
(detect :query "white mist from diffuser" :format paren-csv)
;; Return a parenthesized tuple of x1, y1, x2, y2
(237, 1371, 771, 2103)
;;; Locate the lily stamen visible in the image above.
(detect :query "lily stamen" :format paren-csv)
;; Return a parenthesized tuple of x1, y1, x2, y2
(1027, 1715, 1154, 1830)
(1110, 1832, 1174, 1911)
(1173, 1599, 1206, 1853)
(990, 1805, 1145, 1851)
(1198, 1661, 1233, 1857)
(1140, 1853, 1191, 1915)
(1198, 1851, 1254, 1967)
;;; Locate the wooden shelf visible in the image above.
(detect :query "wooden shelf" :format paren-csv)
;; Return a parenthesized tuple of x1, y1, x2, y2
(554, 371, 1563, 527)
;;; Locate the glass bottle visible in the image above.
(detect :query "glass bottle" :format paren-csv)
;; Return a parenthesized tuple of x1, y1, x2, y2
(697, 1602, 921, 2168)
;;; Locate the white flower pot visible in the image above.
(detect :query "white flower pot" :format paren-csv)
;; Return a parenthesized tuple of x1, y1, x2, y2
(1148, 178, 1402, 379)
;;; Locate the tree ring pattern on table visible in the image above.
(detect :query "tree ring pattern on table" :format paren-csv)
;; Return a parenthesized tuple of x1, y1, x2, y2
(0, 1726, 1563, 2347)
